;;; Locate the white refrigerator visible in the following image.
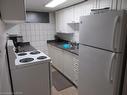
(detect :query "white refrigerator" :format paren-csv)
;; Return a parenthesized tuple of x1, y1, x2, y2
(79, 11, 127, 95)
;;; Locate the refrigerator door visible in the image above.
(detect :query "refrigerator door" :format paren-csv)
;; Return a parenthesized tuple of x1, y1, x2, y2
(79, 11, 127, 53)
(79, 45, 122, 95)
(122, 62, 127, 95)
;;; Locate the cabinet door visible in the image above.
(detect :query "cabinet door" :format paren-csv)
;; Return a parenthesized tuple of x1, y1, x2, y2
(74, 4, 84, 23)
(0, 0, 25, 23)
(56, 7, 75, 33)
(63, 51, 74, 81)
(121, 0, 127, 9)
(64, 7, 75, 33)
(54, 48, 64, 73)
(55, 10, 64, 33)
(83, 0, 96, 16)
(73, 55, 79, 86)
(51, 46, 59, 68)
(65, 7, 74, 23)
(57, 10, 66, 33)
(48, 45, 64, 73)
(99, 0, 112, 9)
(55, 11, 60, 32)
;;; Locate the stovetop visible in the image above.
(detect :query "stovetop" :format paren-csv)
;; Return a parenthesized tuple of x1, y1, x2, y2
(15, 50, 51, 66)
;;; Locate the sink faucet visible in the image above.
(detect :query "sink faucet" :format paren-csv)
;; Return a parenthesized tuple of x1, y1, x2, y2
(69, 41, 77, 49)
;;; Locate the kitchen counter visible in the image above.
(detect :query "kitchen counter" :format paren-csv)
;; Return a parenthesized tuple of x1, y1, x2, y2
(17, 42, 36, 52)
(47, 40, 79, 55)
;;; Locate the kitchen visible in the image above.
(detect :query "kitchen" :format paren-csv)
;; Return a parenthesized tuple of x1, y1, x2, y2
(0, 0, 127, 95)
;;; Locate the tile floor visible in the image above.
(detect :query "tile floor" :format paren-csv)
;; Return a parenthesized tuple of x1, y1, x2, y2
(51, 67, 78, 95)
(52, 86, 78, 95)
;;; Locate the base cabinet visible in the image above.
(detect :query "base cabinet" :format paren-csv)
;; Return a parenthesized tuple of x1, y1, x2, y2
(48, 45, 64, 73)
(73, 55, 79, 86)
(48, 44, 79, 86)
(63, 51, 74, 82)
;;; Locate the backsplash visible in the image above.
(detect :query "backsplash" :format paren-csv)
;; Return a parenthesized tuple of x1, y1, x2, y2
(7, 13, 56, 54)
(20, 23, 55, 54)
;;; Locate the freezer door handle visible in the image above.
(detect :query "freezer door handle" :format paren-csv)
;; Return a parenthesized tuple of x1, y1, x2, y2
(108, 53, 116, 83)
(113, 16, 120, 51)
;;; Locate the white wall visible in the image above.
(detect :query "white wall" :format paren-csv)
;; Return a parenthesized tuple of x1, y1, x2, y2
(7, 12, 56, 54)
(0, 20, 12, 94)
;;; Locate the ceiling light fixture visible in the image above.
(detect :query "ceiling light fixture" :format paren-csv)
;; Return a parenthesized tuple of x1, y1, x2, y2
(45, 0, 67, 8)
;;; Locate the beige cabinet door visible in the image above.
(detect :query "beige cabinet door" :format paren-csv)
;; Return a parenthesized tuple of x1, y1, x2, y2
(55, 10, 65, 33)
(64, 7, 75, 33)
(55, 11, 60, 33)
(98, 0, 112, 9)
(74, 4, 84, 23)
(121, 0, 127, 9)
(54, 47, 64, 73)
(83, 0, 96, 15)
(0, 0, 25, 23)
(48, 45, 64, 73)
(63, 51, 74, 81)
(73, 55, 79, 86)
(51, 46, 59, 68)
(56, 11, 63, 33)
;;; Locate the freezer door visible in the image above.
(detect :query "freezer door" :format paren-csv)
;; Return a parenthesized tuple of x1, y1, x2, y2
(79, 45, 122, 95)
(79, 11, 127, 52)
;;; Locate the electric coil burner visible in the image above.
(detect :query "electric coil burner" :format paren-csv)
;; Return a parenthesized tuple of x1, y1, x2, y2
(18, 52, 27, 56)
(20, 58, 34, 63)
(30, 51, 41, 55)
(37, 56, 47, 60)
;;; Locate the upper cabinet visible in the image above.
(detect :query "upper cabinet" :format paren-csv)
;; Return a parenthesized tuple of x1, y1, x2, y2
(55, 10, 65, 33)
(121, 0, 127, 9)
(55, 0, 97, 33)
(83, 0, 96, 15)
(98, 0, 112, 9)
(55, 7, 75, 33)
(0, 0, 26, 23)
(74, 4, 84, 23)
(64, 7, 74, 24)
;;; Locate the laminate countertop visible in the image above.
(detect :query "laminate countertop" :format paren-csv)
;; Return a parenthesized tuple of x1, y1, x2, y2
(47, 40, 79, 55)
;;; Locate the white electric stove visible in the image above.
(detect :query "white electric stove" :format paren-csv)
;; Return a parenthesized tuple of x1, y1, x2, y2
(15, 50, 51, 67)
(7, 40, 51, 95)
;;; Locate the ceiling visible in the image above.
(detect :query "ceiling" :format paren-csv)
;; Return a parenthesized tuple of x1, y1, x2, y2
(26, 0, 86, 12)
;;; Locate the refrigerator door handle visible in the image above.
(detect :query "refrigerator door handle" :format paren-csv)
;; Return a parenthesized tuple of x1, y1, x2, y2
(113, 16, 120, 51)
(108, 53, 116, 83)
